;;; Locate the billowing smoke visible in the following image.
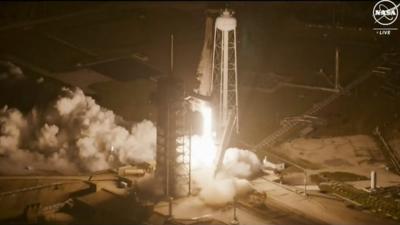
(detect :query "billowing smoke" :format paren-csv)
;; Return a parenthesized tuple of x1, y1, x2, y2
(194, 148, 261, 207)
(221, 147, 261, 178)
(0, 87, 156, 175)
(183, 100, 262, 207)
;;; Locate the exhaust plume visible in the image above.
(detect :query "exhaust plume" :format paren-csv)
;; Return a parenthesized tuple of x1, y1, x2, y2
(0, 87, 156, 175)
(194, 148, 261, 207)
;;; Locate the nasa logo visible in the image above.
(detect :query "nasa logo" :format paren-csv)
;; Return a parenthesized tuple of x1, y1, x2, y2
(372, 0, 399, 35)
(373, 0, 399, 26)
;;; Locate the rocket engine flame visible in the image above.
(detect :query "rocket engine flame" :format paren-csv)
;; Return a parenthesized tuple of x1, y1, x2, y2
(190, 102, 216, 169)
(184, 100, 260, 206)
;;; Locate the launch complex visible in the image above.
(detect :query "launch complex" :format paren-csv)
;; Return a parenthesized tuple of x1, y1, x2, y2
(0, 3, 400, 225)
(154, 8, 240, 198)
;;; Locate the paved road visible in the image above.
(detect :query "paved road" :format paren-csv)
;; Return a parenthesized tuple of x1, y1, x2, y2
(154, 196, 320, 225)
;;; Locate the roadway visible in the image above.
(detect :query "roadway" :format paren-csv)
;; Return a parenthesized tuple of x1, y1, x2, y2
(154, 195, 322, 225)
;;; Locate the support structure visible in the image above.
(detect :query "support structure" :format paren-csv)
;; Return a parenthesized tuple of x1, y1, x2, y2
(335, 47, 340, 90)
(276, 47, 341, 93)
(211, 9, 239, 138)
(208, 9, 240, 176)
(155, 35, 190, 198)
(370, 170, 377, 191)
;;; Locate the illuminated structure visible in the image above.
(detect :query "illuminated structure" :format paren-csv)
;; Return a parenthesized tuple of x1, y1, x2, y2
(211, 9, 239, 137)
(195, 9, 239, 137)
(211, 9, 240, 174)
(193, 9, 240, 175)
(155, 35, 189, 198)
(155, 9, 241, 197)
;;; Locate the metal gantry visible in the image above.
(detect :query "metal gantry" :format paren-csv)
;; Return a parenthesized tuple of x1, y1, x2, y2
(211, 9, 239, 138)
(155, 35, 190, 198)
(211, 9, 240, 176)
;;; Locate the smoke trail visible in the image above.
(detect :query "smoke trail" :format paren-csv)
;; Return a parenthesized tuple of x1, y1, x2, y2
(0, 87, 156, 175)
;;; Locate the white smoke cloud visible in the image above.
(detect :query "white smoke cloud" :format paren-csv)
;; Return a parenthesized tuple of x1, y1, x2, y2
(193, 148, 260, 207)
(221, 148, 261, 178)
(0, 87, 156, 175)
(181, 101, 261, 207)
